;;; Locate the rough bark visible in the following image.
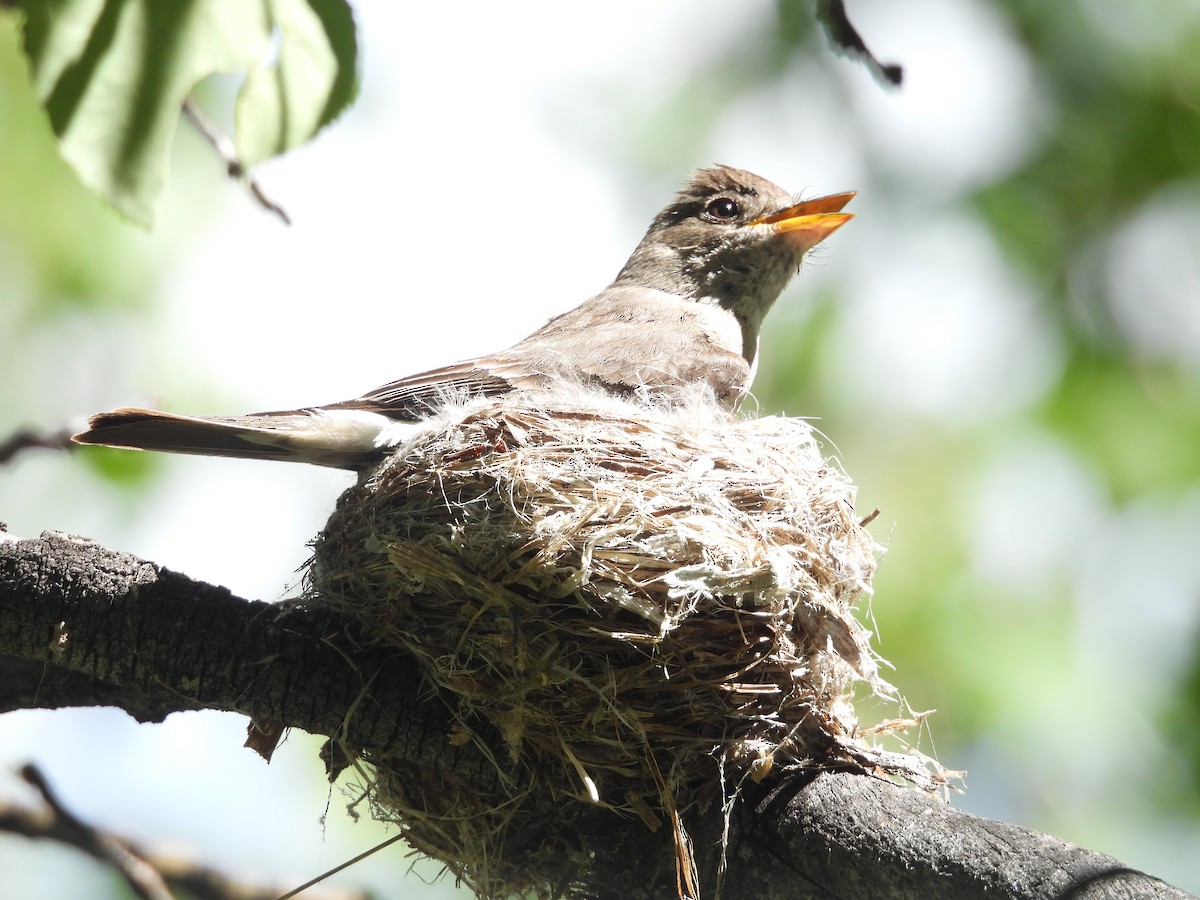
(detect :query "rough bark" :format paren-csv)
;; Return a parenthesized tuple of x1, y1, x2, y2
(0, 531, 1191, 899)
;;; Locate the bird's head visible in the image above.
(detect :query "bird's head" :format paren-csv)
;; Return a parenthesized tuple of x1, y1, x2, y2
(614, 165, 854, 350)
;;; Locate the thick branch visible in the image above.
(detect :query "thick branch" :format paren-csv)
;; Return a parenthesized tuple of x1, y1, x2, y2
(717, 775, 1192, 900)
(0, 532, 1190, 899)
(0, 530, 497, 790)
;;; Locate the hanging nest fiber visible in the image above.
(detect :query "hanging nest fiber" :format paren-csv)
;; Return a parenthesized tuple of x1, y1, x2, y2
(307, 385, 938, 898)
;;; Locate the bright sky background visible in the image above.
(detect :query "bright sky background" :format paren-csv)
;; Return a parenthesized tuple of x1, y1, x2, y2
(4, 0, 1197, 896)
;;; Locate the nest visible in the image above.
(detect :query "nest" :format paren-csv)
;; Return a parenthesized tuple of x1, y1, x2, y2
(307, 386, 938, 898)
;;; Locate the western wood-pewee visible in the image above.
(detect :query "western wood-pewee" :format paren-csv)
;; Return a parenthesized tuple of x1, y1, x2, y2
(75, 166, 853, 468)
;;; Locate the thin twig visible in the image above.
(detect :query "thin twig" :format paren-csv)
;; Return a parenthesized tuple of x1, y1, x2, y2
(182, 98, 292, 225)
(275, 832, 407, 900)
(1, 764, 367, 900)
(17, 763, 173, 900)
(817, 0, 903, 86)
(0, 426, 75, 465)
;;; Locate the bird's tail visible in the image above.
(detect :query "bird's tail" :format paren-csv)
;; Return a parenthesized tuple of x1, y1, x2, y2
(73, 407, 394, 469)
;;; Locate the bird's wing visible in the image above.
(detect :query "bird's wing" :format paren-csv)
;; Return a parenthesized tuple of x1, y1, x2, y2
(74, 286, 753, 469)
(72, 359, 550, 469)
(508, 287, 754, 404)
(320, 358, 541, 418)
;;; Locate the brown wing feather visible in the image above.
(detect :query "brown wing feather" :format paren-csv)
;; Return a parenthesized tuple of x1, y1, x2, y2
(322, 359, 535, 417)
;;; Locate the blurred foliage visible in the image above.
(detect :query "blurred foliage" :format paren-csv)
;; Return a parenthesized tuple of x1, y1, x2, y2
(79, 443, 158, 485)
(0, 11, 183, 485)
(0, 16, 153, 318)
(1043, 355, 1200, 500)
(789, 0, 1199, 881)
(1169, 649, 1200, 814)
(15, 0, 357, 226)
(594, 0, 1200, 888)
(1, 0, 1198, 894)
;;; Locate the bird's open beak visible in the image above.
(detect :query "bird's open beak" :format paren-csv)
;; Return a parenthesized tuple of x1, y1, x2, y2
(750, 191, 856, 252)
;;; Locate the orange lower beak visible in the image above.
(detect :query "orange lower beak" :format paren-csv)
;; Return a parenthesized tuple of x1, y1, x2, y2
(751, 191, 856, 252)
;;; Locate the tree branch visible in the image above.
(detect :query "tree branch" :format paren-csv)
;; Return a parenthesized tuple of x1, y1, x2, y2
(1, 762, 364, 900)
(816, 0, 903, 86)
(182, 99, 292, 226)
(0, 532, 1189, 899)
(16, 762, 172, 900)
(0, 530, 493, 789)
(0, 425, 76, 464)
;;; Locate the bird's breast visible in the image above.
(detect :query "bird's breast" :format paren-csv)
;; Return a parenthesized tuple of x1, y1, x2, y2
(685, 298, 747, 359)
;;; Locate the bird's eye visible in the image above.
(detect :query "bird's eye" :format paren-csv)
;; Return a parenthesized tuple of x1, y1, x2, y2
(703, 197, 740, 222)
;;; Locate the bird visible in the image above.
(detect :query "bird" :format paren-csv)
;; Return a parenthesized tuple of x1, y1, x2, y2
(74, 166, 853, 469)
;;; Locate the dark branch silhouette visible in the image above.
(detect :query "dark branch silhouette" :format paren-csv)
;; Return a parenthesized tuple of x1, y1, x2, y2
(0, 531, 1190, 899)
(1, 762, 364, 900)
(817, 0, 904, 86)
(0, 425, 76, 465)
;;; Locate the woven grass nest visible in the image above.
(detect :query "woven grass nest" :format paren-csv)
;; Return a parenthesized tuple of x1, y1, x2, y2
(307, 385, 940, 898)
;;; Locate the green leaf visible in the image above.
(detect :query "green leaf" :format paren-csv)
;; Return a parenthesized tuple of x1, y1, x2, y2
(233, 0, 357, 167)
(15, 0, 357, 227)
(79, 443, 158, 485)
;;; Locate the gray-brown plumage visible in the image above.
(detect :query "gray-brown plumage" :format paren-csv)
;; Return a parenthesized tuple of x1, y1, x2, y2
(75, 166, 853, 468)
